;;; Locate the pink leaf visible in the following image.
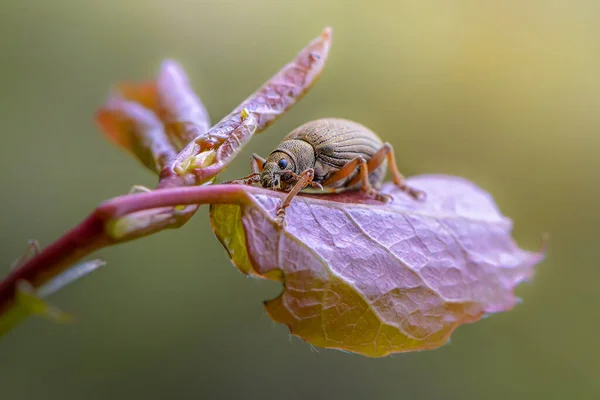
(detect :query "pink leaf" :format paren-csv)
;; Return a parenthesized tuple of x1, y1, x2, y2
(210, 175, 545, 357)
(96, 98, 176, 174)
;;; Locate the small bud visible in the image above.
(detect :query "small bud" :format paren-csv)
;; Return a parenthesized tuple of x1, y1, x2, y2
(241, 108, 250, 121)
(174, 150, 216, 176)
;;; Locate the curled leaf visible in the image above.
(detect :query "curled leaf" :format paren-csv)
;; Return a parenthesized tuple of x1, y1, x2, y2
(169, 27, 333, 185)
(114, 60, 210, 147)
(156, 60, 211, 149)
(97, 60, 210, 173)
(115, 81, 158, 112)
(96, 98, 176, 174)
(210, 175, 544, 357)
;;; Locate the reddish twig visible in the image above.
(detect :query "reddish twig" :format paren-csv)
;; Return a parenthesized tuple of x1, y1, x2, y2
(0, 184, 260, 317)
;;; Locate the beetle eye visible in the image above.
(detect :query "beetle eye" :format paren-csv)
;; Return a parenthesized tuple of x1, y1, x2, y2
(278, 159, 288, 169)
(262, 161, 266, 169)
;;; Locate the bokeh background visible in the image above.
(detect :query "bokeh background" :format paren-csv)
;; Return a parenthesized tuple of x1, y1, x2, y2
(1, 0, 598, 399)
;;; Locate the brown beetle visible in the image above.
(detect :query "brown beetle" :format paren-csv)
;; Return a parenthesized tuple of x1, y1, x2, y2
(227, 118, 424, 225)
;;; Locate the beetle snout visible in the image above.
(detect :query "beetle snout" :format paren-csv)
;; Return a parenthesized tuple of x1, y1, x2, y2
(260, 173, 280, 189)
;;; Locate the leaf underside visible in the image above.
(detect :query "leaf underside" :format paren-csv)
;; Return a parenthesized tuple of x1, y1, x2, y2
(210, 175, 544, 357)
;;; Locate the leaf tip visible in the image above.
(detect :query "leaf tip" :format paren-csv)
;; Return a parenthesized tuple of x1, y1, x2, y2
(159, 59, 188, 83)
(37, 259, 107, 298)
(16, 280, 75, 324)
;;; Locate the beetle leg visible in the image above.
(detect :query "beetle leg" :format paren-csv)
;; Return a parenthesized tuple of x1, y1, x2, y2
(347, 143, 425, 201)
(323, 157, 364, 187)
(275, 169, 316, 227)
(322, 157, 391, 202)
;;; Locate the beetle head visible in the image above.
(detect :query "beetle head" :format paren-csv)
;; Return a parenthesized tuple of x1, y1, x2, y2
(260, 152, 295, 190)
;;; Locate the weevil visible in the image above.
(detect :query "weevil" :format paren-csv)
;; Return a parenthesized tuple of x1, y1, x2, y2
(227, 118, 425, 226)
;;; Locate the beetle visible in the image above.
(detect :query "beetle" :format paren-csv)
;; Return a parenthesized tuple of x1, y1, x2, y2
(226, 118, 425, 225)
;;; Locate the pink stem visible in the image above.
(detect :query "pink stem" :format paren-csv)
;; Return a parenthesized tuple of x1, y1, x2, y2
(0, 184, 259, 316)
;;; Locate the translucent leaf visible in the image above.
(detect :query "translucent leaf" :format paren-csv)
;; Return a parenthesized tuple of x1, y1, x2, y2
(96, 98, 176, 174)
(115, 81, 158, 112)
(96, 60, 211, 173)
(168, 27, 333, 184)
(210, 175, 545, 357)
(155, 60, 211, 149)
(115, 60, 211, 147)
(37, 259, 106, 298)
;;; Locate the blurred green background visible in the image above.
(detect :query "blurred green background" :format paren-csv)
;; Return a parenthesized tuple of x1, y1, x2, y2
(1, 0, 598, 398)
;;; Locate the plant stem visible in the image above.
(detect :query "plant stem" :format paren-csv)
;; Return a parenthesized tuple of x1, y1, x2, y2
(0, 184, 259, 317)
